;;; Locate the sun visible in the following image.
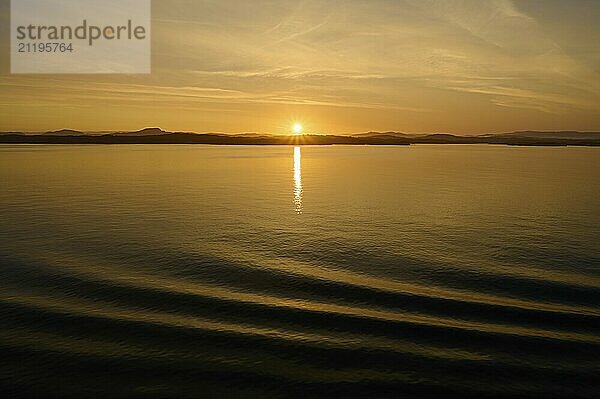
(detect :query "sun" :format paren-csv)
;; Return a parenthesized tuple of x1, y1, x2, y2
(292, 123, 303, 135)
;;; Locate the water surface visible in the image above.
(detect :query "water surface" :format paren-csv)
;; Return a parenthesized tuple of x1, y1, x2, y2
(1, 144, 599, 398)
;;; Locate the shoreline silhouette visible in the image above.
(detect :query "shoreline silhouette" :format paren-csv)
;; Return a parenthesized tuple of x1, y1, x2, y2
(1, 129, 599, 146)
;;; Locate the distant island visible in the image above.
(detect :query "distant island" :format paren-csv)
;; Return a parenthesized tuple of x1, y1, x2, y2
(1, 128, 599, 146)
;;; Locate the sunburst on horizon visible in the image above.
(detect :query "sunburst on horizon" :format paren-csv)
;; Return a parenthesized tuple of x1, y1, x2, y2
(292, 123, 303, 135)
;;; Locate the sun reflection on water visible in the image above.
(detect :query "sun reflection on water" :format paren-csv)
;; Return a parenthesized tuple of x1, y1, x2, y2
(293, 146, 302, 214)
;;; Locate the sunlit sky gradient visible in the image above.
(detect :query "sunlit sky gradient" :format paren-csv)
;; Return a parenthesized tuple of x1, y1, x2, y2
(1, 0, 599, 134)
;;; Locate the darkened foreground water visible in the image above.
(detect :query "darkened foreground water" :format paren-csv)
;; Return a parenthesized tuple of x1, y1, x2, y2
(0, 144, 599, 398)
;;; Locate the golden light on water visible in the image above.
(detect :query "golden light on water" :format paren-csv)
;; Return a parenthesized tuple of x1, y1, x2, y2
(293, 146, 302, 214)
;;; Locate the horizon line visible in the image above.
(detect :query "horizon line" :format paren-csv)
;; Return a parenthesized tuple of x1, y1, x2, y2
(3, 128, 600, 137)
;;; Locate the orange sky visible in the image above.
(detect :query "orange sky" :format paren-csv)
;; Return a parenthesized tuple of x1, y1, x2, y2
(1, 0, 599, 134)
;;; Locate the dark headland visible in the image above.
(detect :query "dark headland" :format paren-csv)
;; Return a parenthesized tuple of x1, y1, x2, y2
(1, 128, 599, 146)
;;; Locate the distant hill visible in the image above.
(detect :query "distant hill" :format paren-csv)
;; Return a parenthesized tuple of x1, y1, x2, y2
(112, 128, 170, 136)
(0, 129, 598, 146)
(352, 131, 419, 138)
(350, 131, 600, 146)
(42, 129, 83, 136)
(490, 131, 600, 140)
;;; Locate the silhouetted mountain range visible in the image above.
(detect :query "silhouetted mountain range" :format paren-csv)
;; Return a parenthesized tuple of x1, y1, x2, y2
(0, 129, 598, 146)
(484, 131, 600, 140)
(112, 128, 171, 137)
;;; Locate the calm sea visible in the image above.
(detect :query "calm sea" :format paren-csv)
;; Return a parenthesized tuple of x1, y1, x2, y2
(1, 144, 599, 398)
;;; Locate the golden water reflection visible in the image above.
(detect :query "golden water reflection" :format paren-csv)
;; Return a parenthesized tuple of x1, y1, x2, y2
(293, 146, 302, 214)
